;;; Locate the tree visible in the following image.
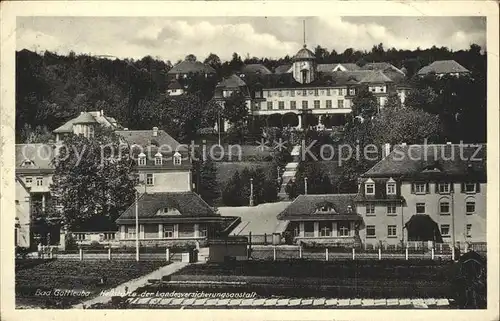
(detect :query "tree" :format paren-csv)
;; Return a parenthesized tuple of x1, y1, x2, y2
(223, 92, 248, 124)
(286, 161, 332, 199)
(373, 106, 441, 146)
(351, 88, 379, 119)
(383, 92, 402, 111)
(50, 127, 138, 230)
(221, 166, 278, 206)
(185, 54, 197, 62)
(221, 171, 245, 206)
(204, 53, 222, 70)
(404, 87, 439, 113)
(196, 158, 220, 206)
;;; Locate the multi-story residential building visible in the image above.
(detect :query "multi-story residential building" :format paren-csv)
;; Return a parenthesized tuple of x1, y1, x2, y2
(276, 194, 363, 247)
(15, 110, 193, 247)
(417, 60, 470, 77)
(214, 44, 409, 130)
(356, 143, 486, 246)
(166, 58, 216, 81)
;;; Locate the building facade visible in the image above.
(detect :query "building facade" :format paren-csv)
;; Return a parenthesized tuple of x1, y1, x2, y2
(214, 45, 409, 130)
(356, 143, 486, 246)
(276, 194, 363, 247)
(115, 192, 240, 247)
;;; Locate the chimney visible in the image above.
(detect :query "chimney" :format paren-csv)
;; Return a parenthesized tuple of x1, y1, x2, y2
(347, 205, 352, 213)
(383, 143, 391, 158)
(100, 109, 104, 117)
(152, 127, 158, 137)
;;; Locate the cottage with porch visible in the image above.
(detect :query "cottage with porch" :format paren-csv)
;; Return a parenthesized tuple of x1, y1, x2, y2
(115, 192, 241, 248)
(276, 194, 364, 247)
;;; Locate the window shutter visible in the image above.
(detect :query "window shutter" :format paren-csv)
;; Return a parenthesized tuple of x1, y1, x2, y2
(425, 183, 430, 194)
(461, 183, 465, 193)
(476, 182, 481, 193)
(450, 183, 454, 192)
(411, 183, 415, 194)
(435, 183, 439, 193)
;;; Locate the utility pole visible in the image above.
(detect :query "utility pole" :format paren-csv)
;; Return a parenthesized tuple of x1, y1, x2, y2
(135, 190, 139, 261)
(249, 178, 254, 207)
(304, 177, 308, 195)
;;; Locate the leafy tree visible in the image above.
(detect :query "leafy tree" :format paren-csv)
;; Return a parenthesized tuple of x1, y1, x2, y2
(383, 92, 402, 111)
(221, 171, 245, 206)
(185, 54, 197, 62)
(351, 88, 379, 119)
(286, 161, 332, 199)
(195, 158, 220, 206)
(221, 166, 278, 206)
(50, 127, 137, 230)
(223, 92, 248, 124)
(204, 53, 222, 70)
(404, 87, 439, 113)
(373, 106, 441, 146)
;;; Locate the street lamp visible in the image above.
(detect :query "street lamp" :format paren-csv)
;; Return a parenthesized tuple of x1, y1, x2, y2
(249, 178, 254, 207)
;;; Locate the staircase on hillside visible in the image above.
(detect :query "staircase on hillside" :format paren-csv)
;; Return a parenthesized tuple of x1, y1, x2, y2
(278, 145, 301, 199)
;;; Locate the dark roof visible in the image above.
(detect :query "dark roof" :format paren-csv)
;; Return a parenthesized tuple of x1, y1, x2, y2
(15, 144, 55, 170)
(115, 192, 218, 223)
(217, 74, 247, 88)
(167, 79, 183, 90)
(362, 62, 404, 74)
(116, 129, 187, 153)
(167, 60, 216, 74)
(277, 194, 359, 220)
(241, 64, 272, 75)
(362, 144, 486, 181)
(355, 177, 405, 202)
(293, 45, 315, 61)
(274, 64, 292, 74)
(72, 112, 98, 124)
(318, 63, 361, 72)
(359, 70, 393, 83)
(417, 60, 470, 75)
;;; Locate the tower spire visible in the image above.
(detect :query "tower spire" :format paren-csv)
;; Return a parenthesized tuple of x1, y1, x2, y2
(303, 19, 306, 47)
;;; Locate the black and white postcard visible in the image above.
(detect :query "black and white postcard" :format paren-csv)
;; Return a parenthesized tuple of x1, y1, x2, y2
(1, 1, 499, 320)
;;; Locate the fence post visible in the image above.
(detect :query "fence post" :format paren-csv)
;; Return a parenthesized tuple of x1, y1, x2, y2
(79, 248, 83, 261)
(249, 232, 252, 247)
(452, 246, 455, 261)
(273, 246, 276, 261)
(264, 233, 267, 245)
(378, 247, 382, 260)
(431, 247, 435, 260)
(405, 246, 409, 260)
(325, 248, 329, 261)
(352, 247, 355, 260)
(299, 245, 302, 259)
(108, 247, 112, 260)
(166, 248, 170, 262)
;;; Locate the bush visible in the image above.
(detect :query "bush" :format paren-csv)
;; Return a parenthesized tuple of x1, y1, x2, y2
(15, 246, 31, 259)
(65, 233, 78, 251)
(88, 241, 105, 249)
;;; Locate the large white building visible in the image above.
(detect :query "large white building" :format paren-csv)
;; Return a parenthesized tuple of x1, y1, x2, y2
(214, 44, 410, 129)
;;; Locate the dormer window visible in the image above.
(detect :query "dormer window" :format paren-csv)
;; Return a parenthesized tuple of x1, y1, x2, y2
(138, 153, 146, 166)
(438, 183, 451, 194)
(21, 159, 34, 167)
(412, 182, 428, 194)
(25, 177, 32, 186)
(173, 152, 182, 165)
(365, 179, 375, 195)
(154, 152, 163, 166)
(464, 183, 477, 193)
(386, 178, 396, 195)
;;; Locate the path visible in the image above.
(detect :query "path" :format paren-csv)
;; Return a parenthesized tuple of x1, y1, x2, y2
(73, 262, 188, 308)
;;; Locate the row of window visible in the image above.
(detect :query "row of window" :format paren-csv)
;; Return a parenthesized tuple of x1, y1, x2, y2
(364, 201, 476, 215)
(24, 177, 44, 186)
(125, 224, 208, 239)
(364, 181, 479, 196)
(137, 154, 182, 166)
(262, 99, 346, 111)
(368, 86, 387, 93)
(292, 221, 352, 237)
(263, 88, 354, 98)
(366, 224, 473, 238)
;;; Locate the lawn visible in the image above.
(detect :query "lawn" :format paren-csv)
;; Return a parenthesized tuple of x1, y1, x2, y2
(16, 259, 168, 308)
(133, 260, 459, 301)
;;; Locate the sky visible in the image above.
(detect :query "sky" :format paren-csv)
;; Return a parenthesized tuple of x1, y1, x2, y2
(17, 16, 486, 62)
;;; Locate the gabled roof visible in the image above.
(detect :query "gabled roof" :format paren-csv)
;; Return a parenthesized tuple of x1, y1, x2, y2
(72, 112, 98, 124)
(167, 60, 216, 74)
(241, 64, 272, 75)
(115, 192, 219, 223)
(362, 144, 486, 181)
(359, 70, 393, 83)
(277, 194, 359, 220)
(217, 74, 247, 88)
(53, 111, 120, 133)
(318, 63, 361, 72)
(116, 129, 188, 153)
(361, 62, 404, 74)
(417, 60, 470, 75)
(274, 64, 292, 74)
(15, 144, 55, 170)
(167, 79, 183, 90)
